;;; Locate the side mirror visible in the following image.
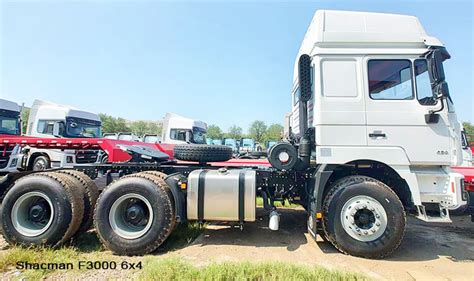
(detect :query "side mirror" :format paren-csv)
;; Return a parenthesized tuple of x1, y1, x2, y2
(428, 49, 447, 84)
(298, 54, 312, 102)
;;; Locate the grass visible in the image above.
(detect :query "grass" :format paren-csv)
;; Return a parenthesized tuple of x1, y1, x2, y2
(139, 258, 369, 281)
(0, 223, 204, 280)
(256, 197, 300, 209)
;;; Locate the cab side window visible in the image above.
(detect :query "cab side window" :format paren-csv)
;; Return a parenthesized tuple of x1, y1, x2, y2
(170, 129, 187, 141)
(368, 60, 413, 100)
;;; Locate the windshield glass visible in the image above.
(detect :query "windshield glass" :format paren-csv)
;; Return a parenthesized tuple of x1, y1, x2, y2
(224, 139, 236, 146)
(144, 135, 161, 143)
(0, 115, 20, 135)
(242, 139, 254, 147)
(66, 118, 101, 138)
(191, 127, 207, 144)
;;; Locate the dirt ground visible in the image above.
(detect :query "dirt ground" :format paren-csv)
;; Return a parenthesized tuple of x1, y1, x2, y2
(168, 208, 474, 280)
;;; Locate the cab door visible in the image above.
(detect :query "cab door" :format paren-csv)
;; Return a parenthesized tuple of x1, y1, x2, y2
(363, 56, 451, 165)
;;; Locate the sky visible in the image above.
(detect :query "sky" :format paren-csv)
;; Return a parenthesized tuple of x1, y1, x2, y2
(1, 0, 473, 132)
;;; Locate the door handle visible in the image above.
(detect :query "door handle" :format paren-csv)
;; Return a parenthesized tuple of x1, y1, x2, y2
(369, 132, 386, 138)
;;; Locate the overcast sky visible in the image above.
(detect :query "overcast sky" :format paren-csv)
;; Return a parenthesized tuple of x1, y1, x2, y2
(1, 0, 473, 131)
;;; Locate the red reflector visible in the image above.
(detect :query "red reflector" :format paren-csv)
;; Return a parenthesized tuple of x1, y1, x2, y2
(451, 182, 455, 193)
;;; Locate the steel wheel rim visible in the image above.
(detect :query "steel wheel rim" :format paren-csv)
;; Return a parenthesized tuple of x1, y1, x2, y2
(109, 193, 154, 239)
(11, 191, 54, 237)
(33, 159, 47, 171)
(340, 195, 387, 242)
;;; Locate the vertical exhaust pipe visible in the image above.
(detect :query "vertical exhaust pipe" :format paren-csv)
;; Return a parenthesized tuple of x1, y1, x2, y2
(296, 54, 313, 170)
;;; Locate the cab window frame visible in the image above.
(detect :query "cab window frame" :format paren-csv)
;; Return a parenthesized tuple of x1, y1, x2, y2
(367, 59, 415, 101)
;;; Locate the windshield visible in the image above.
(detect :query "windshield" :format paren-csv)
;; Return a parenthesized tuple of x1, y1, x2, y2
(191, 127, 207, 144)
(144, 135, 161, 143)
(0, 114, 20, 135)
(242, 139, 254, 147)
(224, 139, 236, 146)
(65, 118, 101, 138)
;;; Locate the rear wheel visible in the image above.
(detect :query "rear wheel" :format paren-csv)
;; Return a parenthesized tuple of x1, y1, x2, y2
(94, 173, 175, 255)
(57, 170, 99, 233)
(1, 173, 84, 247)
(322, 175, 405, 259)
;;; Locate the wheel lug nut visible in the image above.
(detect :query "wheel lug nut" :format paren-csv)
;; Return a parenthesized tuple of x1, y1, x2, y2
(370, 208, 375, 211)
(376, 222, 380, 226)
(372, 229, 376, 233)
(364, 231, 368, 235)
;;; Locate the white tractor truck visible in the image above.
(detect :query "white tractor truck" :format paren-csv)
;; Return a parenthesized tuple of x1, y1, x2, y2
(24, 100, 102, 170)
(161, 112, 208, 144)
(0, 10, 469, 259)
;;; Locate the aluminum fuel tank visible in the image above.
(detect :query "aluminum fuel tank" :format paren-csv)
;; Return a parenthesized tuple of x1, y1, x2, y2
(187, 168, 256, 222)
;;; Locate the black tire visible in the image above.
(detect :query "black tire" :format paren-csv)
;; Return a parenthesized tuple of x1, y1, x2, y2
(32, 156, 50, 171)
(94, 173, 175, 255)
(322, 176, 406, 259)
(57, 170, 99, 233)
(173, 144, 232, 162)
(1, 172, 84, 247)
(137, 171, 176, 231)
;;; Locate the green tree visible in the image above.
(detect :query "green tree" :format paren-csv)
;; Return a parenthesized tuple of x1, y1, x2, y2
(207, 124, 223, 140)
(130, 120, 149, 136)
(146, 121, 162, 136)
(99, 113, 130, 134)
(21, 107, 30, 134)
(249, 120, 267, 143)
(226, 125, 243, 139)
(266, 123, 283, 142)
(463, 121, 474, 143)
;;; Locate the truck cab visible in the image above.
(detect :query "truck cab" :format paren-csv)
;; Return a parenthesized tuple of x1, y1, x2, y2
(289, 10, 465, 223)
(224, 138, 240, 155)
(25, 100, 102, 170)
(161, 113, 207, 145)
(0, 99, 23, 172)
(239, 138, 255, 153)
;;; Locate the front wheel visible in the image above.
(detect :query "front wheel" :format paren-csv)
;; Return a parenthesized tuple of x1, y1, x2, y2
(322, 176, 406, 259)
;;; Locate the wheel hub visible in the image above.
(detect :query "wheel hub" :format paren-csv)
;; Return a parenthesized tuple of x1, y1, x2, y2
(109, 193, 154, 240)
(29, 203, 49, 223)
(11, 192, 54, 237)
(125, 204, 147, 226)
(340, 195, 387, 242)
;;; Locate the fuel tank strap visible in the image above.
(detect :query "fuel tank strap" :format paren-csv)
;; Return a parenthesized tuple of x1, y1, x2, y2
(238, 170, 246, 223)
(197, 170, 208, 221)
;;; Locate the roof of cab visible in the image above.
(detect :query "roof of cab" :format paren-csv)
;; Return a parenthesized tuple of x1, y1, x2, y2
(0, 99, 21, 113)
(293, 10, 443, 83)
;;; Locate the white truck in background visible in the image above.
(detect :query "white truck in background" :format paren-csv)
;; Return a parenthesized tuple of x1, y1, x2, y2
(25, 100, 102, 170)
(0, 99, 23, 173)
(161, 113, 207, 144)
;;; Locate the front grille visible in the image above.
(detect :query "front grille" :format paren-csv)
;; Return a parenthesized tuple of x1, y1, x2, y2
(0, 146, 14, 169)
(76, 150, 99, 164)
